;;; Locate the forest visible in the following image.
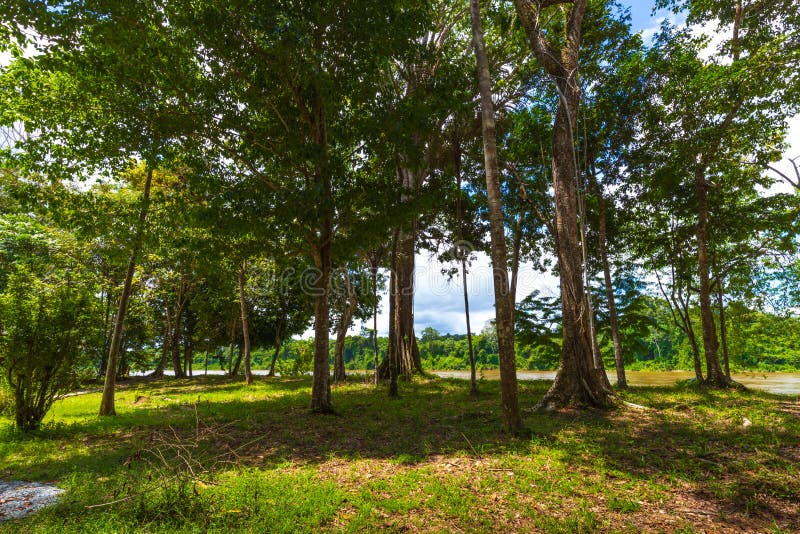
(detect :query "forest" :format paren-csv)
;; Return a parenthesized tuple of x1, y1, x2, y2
(0, 0, 799, 532)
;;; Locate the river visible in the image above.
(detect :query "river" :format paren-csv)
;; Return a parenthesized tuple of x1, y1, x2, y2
(138, 369, 800, 395)
(433, 370, 800, 396)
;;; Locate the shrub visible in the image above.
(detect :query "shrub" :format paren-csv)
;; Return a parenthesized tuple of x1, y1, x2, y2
(0, 216, 99, 431)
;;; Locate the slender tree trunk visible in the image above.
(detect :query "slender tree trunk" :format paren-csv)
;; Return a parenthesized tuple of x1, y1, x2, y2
(238, 259, 253, 385)
(226, 316, 237, 376)
(716, 276, 731, 379)
(388, 230, 400, 398)
(171, 302, 185, 378)
(99, 167, 153, 416)
(470, 0, 522, 432)
(334, 271, 355, 383)
(680, 297, 705, 383)
(268, 334, 282, 377)
(171, 269, 187, 379)
(694, 168, 727, 387)
(372, 267, 379, 386)
(152, 304, 170, 378)
(184, 308, 195, 378)
(232, 342, 243, 377)
(594, 173, 626, 387)
(455, 132, 478, 396)
(578, 187, 612, 390)
(462, 259, 478, 396)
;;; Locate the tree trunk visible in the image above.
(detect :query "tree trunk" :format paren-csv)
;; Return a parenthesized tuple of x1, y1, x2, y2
(593, 173, 626, 388)
(184, 308, 195, 378)
(715, 275, 731, 379)
(226, 316, 237, 376)
(388, 230, 400, 397)
(578, 185, 612, 391)
(268, 334, 282, 377)
(171, 300, 185, 379)
(309, 84, 334, 413)
(334, 271, 355, 383)
(310, 238, 333, 411)
(470, 0, 522, 432)
(394, 169, 422, 377)
(694, 168, 727, 387)
(152, 304, 171, 378)
(372, 266, 380, 386)
(232, 342, 243, 377)
(514, 0, 612, 410)
(238, 259, 253, 385)
(99, 167, 153, 416)
(462, 259, 478, 396)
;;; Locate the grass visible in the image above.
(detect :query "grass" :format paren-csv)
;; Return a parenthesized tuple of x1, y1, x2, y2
(1, 375, 798, 532)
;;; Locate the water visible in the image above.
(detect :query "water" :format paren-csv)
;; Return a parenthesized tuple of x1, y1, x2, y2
(134, 369, 800, 395)
(433, 370, 800, 396)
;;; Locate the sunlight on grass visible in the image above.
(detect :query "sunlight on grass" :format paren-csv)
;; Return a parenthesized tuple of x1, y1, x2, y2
(1, 376, 798, 532)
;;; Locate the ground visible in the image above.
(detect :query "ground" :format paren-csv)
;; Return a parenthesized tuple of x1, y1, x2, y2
(0, 376, 798, 533)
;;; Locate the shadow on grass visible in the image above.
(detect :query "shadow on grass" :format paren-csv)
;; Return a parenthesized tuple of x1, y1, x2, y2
(2, 375, 798, 528)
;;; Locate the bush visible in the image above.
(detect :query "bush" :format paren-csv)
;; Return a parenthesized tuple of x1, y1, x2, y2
(0, 216, 99, 431)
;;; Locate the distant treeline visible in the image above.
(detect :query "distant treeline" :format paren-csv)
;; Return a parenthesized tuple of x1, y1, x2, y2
(176, 297, 800, 375)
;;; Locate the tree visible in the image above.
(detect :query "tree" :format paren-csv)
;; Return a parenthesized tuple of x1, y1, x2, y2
(637, 0, 799, 386)
(470, 0, 523, 432)
(514, 0, 613, 408)
(0, 215, 98, 431)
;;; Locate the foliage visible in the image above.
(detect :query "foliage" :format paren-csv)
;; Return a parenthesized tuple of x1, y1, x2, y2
(0, 215, 99, 430)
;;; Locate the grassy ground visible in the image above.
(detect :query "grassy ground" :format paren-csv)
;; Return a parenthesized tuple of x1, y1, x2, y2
(1, 376, 798, 533)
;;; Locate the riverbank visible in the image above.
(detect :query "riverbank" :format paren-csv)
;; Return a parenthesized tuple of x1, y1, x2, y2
(134, 369, 800, 395)
(1, 376, 798, 532)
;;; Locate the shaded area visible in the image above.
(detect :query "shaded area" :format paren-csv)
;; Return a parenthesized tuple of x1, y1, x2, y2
(0, 376, 798, 532)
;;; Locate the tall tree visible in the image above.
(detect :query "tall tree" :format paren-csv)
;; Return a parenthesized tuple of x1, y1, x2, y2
(470, 0, 523, 432)
(514, 0, 613, 408)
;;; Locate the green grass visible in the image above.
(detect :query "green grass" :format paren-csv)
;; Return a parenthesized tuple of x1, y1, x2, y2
(1, 376, 798, 532)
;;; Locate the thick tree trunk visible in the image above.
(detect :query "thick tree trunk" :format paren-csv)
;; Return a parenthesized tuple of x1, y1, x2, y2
(694, 168, 727, 387)
(542, 88, 612, 409)
(470, 0, 522, 432)
(394, 168, 422, 377)
(579, 192, 612, 391)
(310, 237, 333, 411)
(514, 0, 612, 410)
(238, 259, 253, 385)
(309, 85, 334, 413)
(99, 167, 153, 416)
(594, 175, 626, 388)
